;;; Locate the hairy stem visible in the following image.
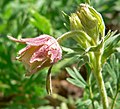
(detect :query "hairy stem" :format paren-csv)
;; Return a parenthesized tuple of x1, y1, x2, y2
(93, 52, 108, 109)
(88, 73, 95, 109)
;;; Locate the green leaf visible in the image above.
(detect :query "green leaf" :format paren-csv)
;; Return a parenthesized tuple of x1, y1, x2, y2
(104, 33, 120, 47)
(62, 11, 70, 30)
(66, 67, 78, 80)
(104, 30, 117, 42)
(103, 54, 120, 85)
(69, 46, 85, 53)
(63, 52, 81, 58)
(85, 39, 103, 53)
(77, 55, 90, 68)
(104, 63, 116, 81)
(76, 99, 92, 107)
(102, 33, 120, 63)
(67, 78, 85, 88)
(30, 9, 52, 34)
(66, 67, 87, 88)
(105, 82, 114, 98)
(73, 67, 87, 85)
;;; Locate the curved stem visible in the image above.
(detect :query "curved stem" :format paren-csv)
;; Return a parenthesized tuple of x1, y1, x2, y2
(57, 30, 92, 44)
(46, 65, 53, 95)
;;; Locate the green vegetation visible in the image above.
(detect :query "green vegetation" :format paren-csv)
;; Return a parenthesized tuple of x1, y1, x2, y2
(0, 0, 120, 109)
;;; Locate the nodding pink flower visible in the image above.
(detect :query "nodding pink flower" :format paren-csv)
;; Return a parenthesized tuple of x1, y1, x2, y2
(8, 35, 62, 76)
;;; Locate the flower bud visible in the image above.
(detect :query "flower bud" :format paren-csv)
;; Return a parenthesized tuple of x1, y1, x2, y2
(8, 35, 62, 76)
(70, 4, 105, 43)
(77, 5, 98, 30)
(69, 13, 83, 30)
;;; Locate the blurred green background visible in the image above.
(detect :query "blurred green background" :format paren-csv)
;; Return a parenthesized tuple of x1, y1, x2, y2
(0, 0, 120, 108)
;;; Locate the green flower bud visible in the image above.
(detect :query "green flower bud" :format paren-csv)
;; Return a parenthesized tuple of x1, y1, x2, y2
(77, 5, 98, 30)
(70, 3, 105, 44)
(69, 13, 83, 30)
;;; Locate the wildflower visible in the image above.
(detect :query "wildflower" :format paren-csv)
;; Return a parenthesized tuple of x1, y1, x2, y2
(8, 35, 62, 76)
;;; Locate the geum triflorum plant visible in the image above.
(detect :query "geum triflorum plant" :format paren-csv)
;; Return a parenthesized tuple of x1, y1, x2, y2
(8, 2, 120, 109)
(57, 3, 120, 109)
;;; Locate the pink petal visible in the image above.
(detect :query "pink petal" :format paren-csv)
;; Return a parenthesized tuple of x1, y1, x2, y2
(48, 42, 62, 63)
(30, 45, 48, 63)
(26, 59, 49, 76)
(21, 35, 52, 46)
(8, 35, 51, 46)
(9, 34, 62, 76)
(7, 36, 26, 44)
(16, 46, 38, 62)
(18, 45, 32, 55)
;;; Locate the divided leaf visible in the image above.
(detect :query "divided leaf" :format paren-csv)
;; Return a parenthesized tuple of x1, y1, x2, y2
(66, 67, 87, 88)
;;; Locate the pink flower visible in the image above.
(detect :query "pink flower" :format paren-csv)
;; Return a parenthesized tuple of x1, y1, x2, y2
(8, 35, 62, 76)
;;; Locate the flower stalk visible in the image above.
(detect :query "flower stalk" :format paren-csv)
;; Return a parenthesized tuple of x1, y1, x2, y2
(46, 65, 53, 95)
(93, 51, 108, 109)
(88, 73, 95, 109)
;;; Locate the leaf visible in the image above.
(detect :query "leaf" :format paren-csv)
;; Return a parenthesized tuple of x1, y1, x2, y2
(102, 33, 120, 63)
(63, 52, 81, 58)
(104, 33, 120, 47)
(66, 67, 78, 80)
(30, 9, 52, 34)
(73, 67, 87, 85)
(0, 82, 10, 89)
(76, 99, 92, 107)
(104, 63, 116, 81)
(62, 11, 70, 30)
(105, 82, 114, 98)
(103, 54, 120, 85)
(85, 39, 103, 53)
(66, 67, 87, 88)
(94, 101, 101, 109)
(77, 55, 90, 68)
(69, 46, 85, 53)
(62, 45, 85, 59)
(104, 30, 117, 42)
(62, 11, 69, 24)
(62, 46, 74, 53)
(67, 78, 85, 88)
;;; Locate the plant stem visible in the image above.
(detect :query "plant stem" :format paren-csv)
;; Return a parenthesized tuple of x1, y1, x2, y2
(89, 86, 95, 109)
(93, 52, 108, 109)
(88, 73, 95, 109)
(46, 65, 53, 95)
(111, 89, 119, 109)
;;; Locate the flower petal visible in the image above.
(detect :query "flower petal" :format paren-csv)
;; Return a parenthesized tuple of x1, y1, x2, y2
(7, 36, 26, 44)
(21, 35, 51, 46)
(26, 59, 49, 76)
(30, 45, 48, 63)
